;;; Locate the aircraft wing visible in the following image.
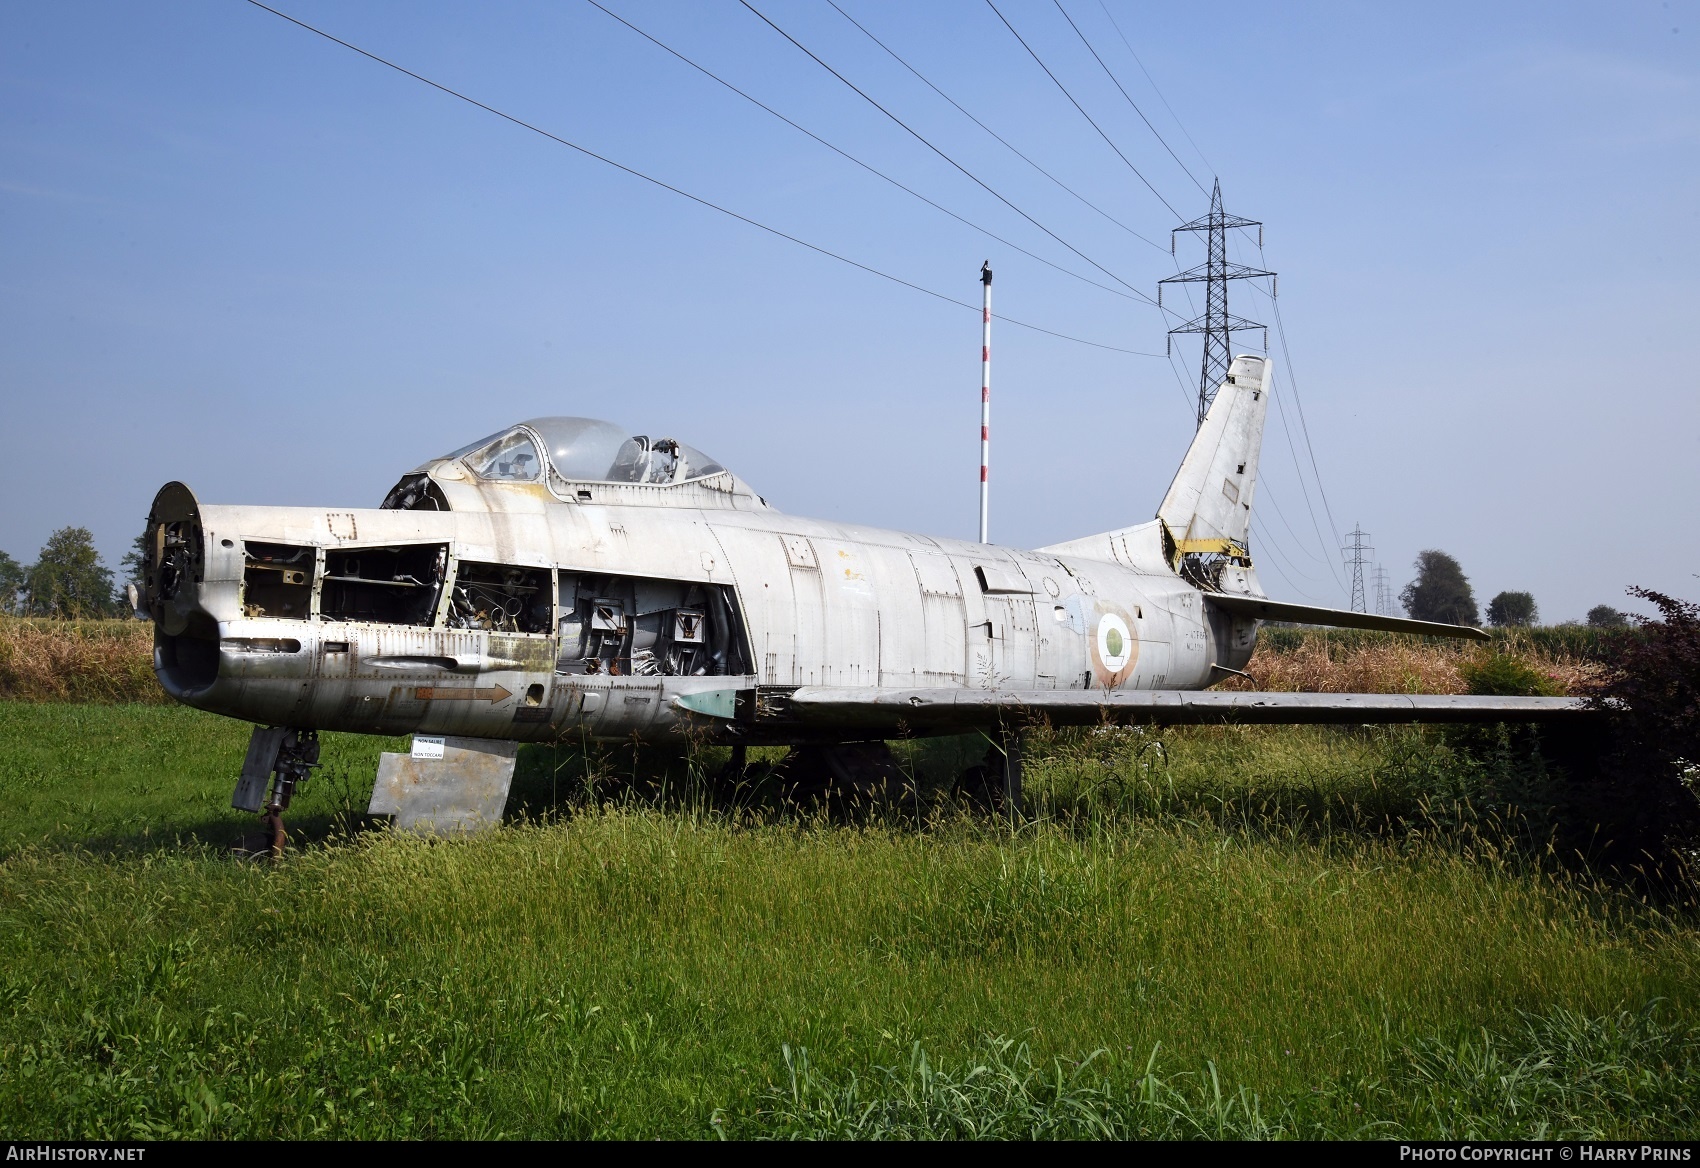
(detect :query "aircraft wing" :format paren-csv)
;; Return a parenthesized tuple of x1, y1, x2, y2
(679, 687, 1590, 734)
(1205, 593, 1491, 641)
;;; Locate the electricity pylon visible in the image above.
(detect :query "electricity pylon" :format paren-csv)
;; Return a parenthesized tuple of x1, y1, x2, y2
(1342, 526, 1373, 613)
(1159, 180, 1274, 428)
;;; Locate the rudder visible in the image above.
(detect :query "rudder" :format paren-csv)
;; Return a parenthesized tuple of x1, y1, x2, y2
(1156, 354, 1270, 558)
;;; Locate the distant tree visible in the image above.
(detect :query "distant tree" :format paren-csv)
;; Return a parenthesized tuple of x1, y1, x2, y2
(24, 527, 115, 618)
(119, 527, 148, 585)
(1400, 549, 1479, 626)
(117, 526, 150, 617)
(0, 550, 24, 615)
(1486, 590, 1538, 627)
(1588, 605, 1629, 629)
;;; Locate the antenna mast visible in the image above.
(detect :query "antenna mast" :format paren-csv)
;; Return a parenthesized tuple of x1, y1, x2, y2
(979, 260, 992, 544)
(1343, 526, 1374, 613)
(1159, 180, 1273, 428)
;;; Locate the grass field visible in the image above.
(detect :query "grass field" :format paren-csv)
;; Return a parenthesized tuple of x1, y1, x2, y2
(1, 700, 1696, 1139)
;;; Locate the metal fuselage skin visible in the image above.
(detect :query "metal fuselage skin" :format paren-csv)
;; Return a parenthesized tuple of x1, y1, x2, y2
(147, 466, 1258, 745)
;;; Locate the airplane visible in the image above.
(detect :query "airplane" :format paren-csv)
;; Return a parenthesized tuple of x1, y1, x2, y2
(136, 353, 1584, 840)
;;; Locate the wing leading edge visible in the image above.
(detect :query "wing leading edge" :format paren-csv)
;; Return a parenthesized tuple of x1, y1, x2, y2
(677, 687, 1590, 735)
(1205, 593, 1492, 641)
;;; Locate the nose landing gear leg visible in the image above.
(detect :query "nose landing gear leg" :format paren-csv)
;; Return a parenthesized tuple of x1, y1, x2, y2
(232, 727, 321, 859)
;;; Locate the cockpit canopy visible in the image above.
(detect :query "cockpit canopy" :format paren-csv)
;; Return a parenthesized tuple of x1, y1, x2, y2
(382, 416, 760, 514)
(446, 417, 728, 486)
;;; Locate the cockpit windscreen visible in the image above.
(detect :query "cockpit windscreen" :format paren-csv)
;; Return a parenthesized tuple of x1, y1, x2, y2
(449, 417, 728, 487)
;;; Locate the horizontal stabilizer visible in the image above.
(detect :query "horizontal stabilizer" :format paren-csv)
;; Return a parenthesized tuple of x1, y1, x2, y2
(1205, 593, 1490, 641)
(772, 687, 1585, 731)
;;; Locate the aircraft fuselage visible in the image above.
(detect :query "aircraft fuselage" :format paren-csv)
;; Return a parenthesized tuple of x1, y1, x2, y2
(148, 484, 1255, 745)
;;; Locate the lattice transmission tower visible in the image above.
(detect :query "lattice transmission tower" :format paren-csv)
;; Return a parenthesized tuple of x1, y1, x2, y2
(1342, 526, 1374, 613)
(1159, 180, 1274, 428)
(1372, 565, 1393, 616)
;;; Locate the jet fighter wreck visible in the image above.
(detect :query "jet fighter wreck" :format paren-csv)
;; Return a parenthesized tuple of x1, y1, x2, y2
(138, 356, 1584, 839)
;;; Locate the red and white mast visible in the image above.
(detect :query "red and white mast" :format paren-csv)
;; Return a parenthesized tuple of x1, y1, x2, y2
(978, 260, 992, 544)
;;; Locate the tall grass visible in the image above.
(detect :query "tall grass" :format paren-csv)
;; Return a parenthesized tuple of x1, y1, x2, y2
(0, 618, 160, 703)
(757, 1007, 1699, 1139)
(1226, 629, 1602, 695)
(1, 810, 1694, 1138)
(0, 700, 1697, 1138)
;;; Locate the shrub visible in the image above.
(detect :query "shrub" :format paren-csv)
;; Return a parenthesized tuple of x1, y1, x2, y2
(1572, 589, 1700, 885)
(1459, 655, 1561, 697)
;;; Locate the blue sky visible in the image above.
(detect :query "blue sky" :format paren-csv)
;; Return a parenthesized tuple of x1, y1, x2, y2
(2, 0, 1695, 621)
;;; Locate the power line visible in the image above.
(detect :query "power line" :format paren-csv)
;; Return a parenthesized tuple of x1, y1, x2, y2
(823, 0, 1169, 255)
(738, 0, 1159, 306)
(1256, 478, 1336, 574)
(1050, 0, 1208, 196)
(583, 0, 1147, 306)
(1249, 517, 1327, 604)
(1094, 0, 1213, 178)
(1163, 348, 1203, 415)
(242, 0, 1160, 357)
(983, 0, 1182, 220)
(1257, 263, 1345, 554)
(1269, 376, 1348, 594)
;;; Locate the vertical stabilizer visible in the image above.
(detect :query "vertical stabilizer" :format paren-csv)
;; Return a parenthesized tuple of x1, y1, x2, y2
(1157, 354, 1269, 554)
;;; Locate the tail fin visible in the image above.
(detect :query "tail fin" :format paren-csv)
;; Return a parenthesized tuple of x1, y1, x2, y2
(1157, 354, 1269, 558)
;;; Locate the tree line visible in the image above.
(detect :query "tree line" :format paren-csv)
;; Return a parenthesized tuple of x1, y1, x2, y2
(0, 527, 146, 619)
(1400, 548, 1628, 629)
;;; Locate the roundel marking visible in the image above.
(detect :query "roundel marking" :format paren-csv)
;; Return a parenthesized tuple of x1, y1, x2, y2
(1097, 613, 1133, 672)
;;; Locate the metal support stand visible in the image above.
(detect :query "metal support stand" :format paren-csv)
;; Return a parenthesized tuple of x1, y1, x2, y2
(371, 736, 518, 834)
(730, 743, 748, 776)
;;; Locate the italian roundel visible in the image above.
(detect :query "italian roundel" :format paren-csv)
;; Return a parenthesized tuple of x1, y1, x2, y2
(1097, 613, 1133, 672)
(1089, 608, 1140, 689)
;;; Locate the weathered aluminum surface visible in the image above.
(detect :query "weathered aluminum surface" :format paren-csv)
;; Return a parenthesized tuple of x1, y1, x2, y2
(368, 736, 518, 834)
(778, 688, 1592, 729)
(143, 357, 1511, 757)
(1156, 353, 1267, 550)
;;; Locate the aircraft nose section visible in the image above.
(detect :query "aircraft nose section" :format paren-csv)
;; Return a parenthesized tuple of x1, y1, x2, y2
(144, 482, 221, 700)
